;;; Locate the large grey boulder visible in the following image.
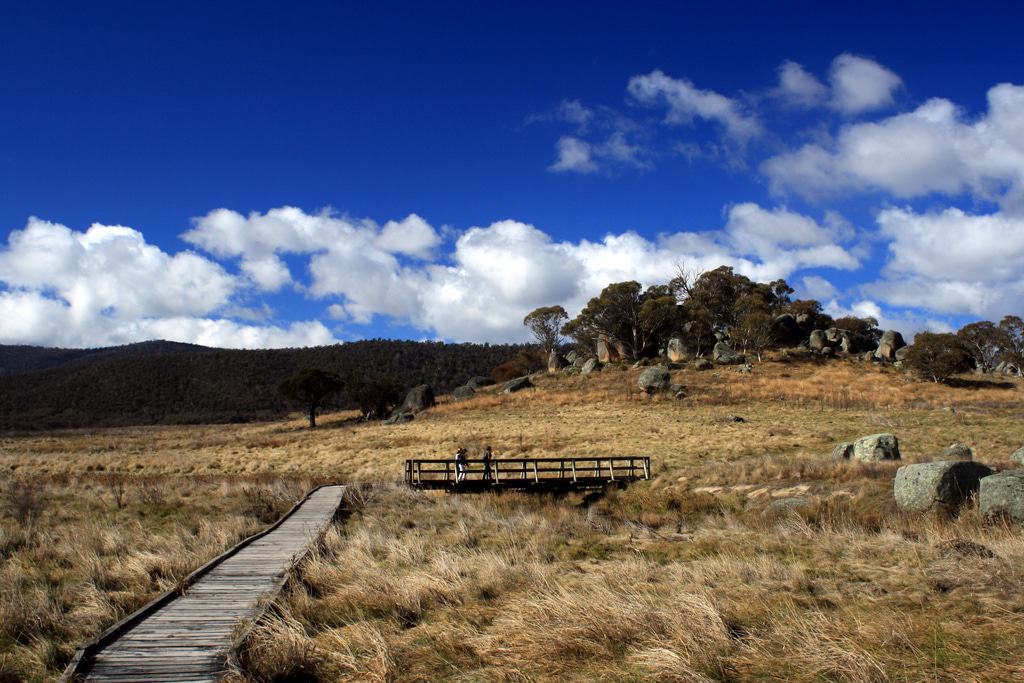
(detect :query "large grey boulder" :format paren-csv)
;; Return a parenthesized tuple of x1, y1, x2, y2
(596, 335, 625, 363)
(979, 471, 1024, 521)
(852, 433, 901, 462)
(637, 366, 671, 394)
(808, 329, 828, 351)
(875, 330, 907, 361)
(1012, 446, 1024, 465)
(395, 384, 435, 415)
(502, 376, 533, 393)
(383, 412, 414, 425)
(452, 385, 475, 400)
(666, 337, 688, 362)
(941, 443, 974, 461)
(712, 342, 744, 365)
(894, 461, 993, 513)
(894, 346, 911, 363)
(547, 350, 566, 373)
(565, 350, 581, 366)
(693, 357, 713, 371)
(581, 358, 602, 375)
(465, 376, 495, 389)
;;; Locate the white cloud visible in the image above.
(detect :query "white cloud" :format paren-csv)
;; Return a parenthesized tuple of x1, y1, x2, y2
(762, 83, 1024, 202)
(549, 132, 648, 174)
(828, 53, 902, 115)
(376, 214, 441, 259)
(549, 136, 599, 173)
(823, 298, 953, 340)
(0, 218, 335, 348)
(868, 206, 1024, 318)
(627, 69, 762, 142)
(801, 275, 837, 300)
(775, 61, 828, 108)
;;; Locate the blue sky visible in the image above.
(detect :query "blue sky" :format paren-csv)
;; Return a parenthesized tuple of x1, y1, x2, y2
(1, 1, 1023, 348)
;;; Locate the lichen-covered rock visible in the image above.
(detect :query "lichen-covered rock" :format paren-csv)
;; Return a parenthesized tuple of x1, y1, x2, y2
(666, 337, 688, 362)
(712, 342, 744, 365)
(452, 385, 475, 400)
(581, 358, 602, 375)
(383, 411, 414, 425)
(596, 335, 624, 363)
(809, 329, 827, 351)
(979, 471, 1024, 522)
(502, 376, 534, 393)
(770, 314, 803, 346)
(465, 376, 495, 389)
(942, 443, 974, 460)
(637, 366, 671, 394)
(831, 442, 854, 460)
(852, 433, 901, 462)
(693, 358, 713, 371)
(894, 461, 993, 513)
(1011, 446, 1024, 464)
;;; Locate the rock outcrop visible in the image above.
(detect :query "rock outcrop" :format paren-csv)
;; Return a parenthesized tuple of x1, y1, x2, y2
(874, 330, 907, 361)
(581, 358, 601, 375)
(770, 314, 804, 346)
(979, 471, 1024, 521)
(637, 366, 671, 394)
(596, 335, 625, 363)
(547, 350, 566, 373)
(1012, 446, 1024, 464)
(502, 376, 534, 393)
(465, 376, 495, 389)
(395, 384, 435, 415)
(852, 433, 901, 462)
(693, 358, 713, 371)
(712, 342, 744, 365)
(666, 337, 688, 362)
(894, 461, 993, 513)
(452, 385, 475, 400)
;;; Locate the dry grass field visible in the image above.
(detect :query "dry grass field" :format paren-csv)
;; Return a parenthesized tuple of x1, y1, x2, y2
(3, 357, 1024, 681)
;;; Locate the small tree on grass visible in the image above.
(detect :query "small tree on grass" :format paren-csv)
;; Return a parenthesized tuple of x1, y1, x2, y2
(523, 305, 568, 356)
(904, 333, 973, 383)
(278, 368, 345, 428)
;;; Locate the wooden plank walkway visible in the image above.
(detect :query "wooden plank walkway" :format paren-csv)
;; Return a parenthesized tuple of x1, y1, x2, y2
(406, 456, 651, 492)
(63, 485, 346, 683)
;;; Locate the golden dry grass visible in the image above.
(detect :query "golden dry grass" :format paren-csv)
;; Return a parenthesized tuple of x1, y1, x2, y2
(3, 357, 1024, 681)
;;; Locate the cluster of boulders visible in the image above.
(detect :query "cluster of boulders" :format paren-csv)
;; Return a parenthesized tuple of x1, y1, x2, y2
(549, 348, 604, 376)
(831, 433, 1024, 521)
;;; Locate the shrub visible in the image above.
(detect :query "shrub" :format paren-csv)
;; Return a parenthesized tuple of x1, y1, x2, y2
(903, 332, 973, 383)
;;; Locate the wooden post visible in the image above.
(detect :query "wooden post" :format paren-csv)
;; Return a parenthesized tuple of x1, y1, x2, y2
(532, 461, 539, 483)
(415, 461, 421, 484)
(571, 460, 577, 483)
(445, 460, 450, 482)
(494, 461, 501, 483)
(643, 458, 650, 479)
(608, 459, 615, 481)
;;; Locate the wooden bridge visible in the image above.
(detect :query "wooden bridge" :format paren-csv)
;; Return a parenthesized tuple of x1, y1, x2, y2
(61, 484, 346, 683)
(405, 456, 651, 492)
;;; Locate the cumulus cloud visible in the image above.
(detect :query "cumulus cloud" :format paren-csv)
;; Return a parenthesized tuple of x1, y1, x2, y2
(762, 83, 1024, 202)
(0, 218, 335, 348)
(867, 206, 1024, 318)
(549, 132, 648, 174)
(800, 275, 837, 300)
(775, 60, 828, 108)
(828, 53, 902, 115)
(627, 69, 762, 143)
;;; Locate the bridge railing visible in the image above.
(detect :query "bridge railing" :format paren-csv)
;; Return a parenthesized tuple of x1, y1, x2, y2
(404, 456, 650, 486)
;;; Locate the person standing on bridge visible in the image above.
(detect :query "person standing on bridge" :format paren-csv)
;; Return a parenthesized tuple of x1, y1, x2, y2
(481, 446, 493, 483)
(455, 447, 468, 482)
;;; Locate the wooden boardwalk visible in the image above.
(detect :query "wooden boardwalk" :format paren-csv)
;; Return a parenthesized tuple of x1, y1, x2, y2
(62, 485, 346, 683)
(406, 456, 650, 492)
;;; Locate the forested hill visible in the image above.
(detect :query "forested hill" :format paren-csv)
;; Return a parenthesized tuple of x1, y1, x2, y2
(0, 340, 526, 430)
(0, 340, 214, 376)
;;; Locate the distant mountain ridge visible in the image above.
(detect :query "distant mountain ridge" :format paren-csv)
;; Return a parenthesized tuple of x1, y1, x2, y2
(0, 339, 526, 430)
